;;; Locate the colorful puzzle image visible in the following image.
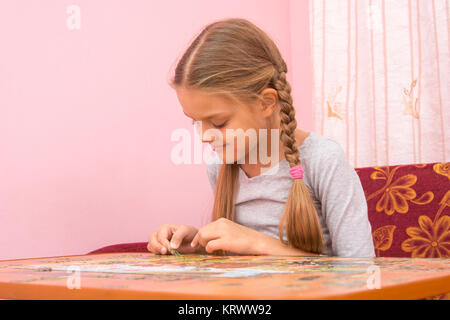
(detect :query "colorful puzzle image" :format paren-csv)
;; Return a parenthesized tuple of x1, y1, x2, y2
(1, 253, 449, 299)
(8, 253, 378, 280)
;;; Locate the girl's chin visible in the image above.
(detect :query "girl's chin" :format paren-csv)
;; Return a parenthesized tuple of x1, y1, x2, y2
(216, 151, 249, 164)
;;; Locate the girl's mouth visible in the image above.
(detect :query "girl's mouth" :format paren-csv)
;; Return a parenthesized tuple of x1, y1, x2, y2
(212, 144, 227, 152)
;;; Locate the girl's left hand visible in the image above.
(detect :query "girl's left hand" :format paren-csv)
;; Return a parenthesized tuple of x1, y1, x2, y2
(190, 218, 262, 255)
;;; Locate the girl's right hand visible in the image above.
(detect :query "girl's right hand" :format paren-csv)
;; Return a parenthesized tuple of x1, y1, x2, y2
(147, 224, 205, 255)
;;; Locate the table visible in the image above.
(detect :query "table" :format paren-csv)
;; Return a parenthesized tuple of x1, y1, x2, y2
(0, 252, 449, 299)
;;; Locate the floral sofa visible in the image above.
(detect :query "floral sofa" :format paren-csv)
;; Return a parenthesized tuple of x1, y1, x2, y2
(357, 162, 449, 258)
(88, 161, 450, 298)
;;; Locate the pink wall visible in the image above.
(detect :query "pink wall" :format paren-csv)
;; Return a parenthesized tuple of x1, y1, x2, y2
(0, 0, 312, 260)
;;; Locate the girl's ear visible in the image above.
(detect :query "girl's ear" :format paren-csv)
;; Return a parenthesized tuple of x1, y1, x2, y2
(259, 88, 279, 117)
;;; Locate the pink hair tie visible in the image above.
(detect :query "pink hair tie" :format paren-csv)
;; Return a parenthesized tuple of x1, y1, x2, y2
(289, 165, 304, 179)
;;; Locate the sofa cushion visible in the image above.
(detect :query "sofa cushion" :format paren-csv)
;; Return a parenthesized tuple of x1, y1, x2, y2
(356, 162, 449, 258)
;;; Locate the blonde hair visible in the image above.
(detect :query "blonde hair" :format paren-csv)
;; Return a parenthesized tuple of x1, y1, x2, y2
(169, 18, 324, 255)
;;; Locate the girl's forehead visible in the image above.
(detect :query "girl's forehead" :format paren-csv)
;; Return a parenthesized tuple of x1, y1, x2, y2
(177, 88, 229, 106)
(177, 88, 252, 119)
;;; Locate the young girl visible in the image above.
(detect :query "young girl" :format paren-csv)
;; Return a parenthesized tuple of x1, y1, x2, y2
(147, 18, 375, 258)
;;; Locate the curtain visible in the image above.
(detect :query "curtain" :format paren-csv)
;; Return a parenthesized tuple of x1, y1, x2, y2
(309, 0, 449, 168)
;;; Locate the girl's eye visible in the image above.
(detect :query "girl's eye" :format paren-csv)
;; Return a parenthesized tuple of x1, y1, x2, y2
(213, 122, 227, 129)
(191, 119, 227, 129)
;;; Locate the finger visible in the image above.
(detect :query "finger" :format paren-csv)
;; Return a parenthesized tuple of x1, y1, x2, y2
(157, 224, 177, 253)
(148, 233, 166, 254)
(192, 229, 220, 249)
(190, 232, 199, 248)
(170, 225, 190, 250)
(205, 239, 228, 254)
(147, 233, 158, 253)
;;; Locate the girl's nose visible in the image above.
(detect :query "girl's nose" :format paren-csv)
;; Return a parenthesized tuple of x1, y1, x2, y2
(202, 136, 215, 143)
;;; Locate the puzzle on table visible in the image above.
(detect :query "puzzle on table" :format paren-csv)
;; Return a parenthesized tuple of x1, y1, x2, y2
(9, 254, 343, 279)
(5, 252, 444, 283)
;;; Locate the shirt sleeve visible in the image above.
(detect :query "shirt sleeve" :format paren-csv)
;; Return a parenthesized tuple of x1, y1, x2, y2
(314, 140, 376, 258)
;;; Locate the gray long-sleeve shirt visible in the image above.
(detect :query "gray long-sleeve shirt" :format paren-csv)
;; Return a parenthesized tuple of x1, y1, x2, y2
(205, 131, 375, 257)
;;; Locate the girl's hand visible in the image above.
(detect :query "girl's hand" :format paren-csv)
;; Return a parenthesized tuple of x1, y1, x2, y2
(147, 224, 203, 255)
(190, 218, 262, 255)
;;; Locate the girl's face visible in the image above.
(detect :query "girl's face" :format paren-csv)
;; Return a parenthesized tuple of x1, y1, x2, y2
(175, 87, 280, 164)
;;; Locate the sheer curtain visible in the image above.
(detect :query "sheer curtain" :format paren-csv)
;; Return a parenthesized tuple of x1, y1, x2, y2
(309, 0, 449, 168)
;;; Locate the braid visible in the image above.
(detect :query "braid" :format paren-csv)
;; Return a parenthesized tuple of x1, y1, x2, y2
(274, 63, 325, 254)
(273, 68, 300, 167)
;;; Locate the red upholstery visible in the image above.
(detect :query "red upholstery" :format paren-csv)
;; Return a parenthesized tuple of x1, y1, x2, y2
(88, 242, 148, 254)
(88, 162, 450, 258)
(357, 162, 449, 258)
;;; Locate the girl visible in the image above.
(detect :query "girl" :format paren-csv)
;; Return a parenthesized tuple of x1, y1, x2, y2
(147, 18, 375, 257)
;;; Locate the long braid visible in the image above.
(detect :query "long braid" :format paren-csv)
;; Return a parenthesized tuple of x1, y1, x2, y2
(274, 63, 324, 254)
